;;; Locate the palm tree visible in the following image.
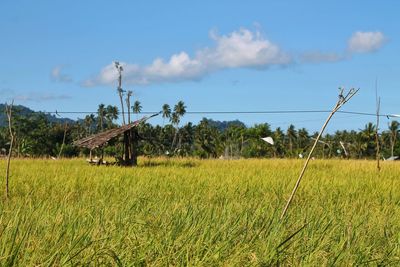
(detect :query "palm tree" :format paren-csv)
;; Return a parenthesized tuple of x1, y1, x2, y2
(97, 104, 106, 132)
(132, 100, 142, 120)
(297, 128, 309, 152)
(286, 124, 297, 157)
(361, 122, 376, 157)
(162, 104, 171, 125)
(105, 105, 119, 129)
(174, 101, 186, 119)
(389, 120, 399, 157)
(170, 101, 186, 152)
(84, 114, 96, 135)
(272, 127, 285, 157)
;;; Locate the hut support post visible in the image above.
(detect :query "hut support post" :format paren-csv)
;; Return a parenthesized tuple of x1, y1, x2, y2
(124, 132, 130, 164)
(131, 129, 138, 167)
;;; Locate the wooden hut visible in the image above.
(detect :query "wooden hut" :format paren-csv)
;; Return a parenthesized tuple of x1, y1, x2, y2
(73, 112, 160, 166)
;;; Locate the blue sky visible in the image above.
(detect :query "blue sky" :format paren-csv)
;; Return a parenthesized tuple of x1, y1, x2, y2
(1, 0, 399, 132)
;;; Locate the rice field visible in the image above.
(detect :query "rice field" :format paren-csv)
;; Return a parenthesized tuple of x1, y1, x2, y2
(0, 158, 399, 266)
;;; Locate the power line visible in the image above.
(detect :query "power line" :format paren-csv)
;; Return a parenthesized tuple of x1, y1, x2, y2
(48, 109, 399, 118)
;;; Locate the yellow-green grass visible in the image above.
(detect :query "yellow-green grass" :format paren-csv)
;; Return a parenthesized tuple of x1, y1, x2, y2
(0, 158, 399, 266)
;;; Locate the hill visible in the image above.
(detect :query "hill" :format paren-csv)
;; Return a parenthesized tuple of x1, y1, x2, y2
(204, 118, 246, 131)
(0, 104, 75, 127)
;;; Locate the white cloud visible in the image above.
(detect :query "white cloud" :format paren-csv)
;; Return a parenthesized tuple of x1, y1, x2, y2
(301, 31, 386, 63)
(15, 93, 71, 102)
(84, 28, 291, 87)
(84, 29, 388, 87)
(1, 89, 71, 102)
(348, 31, 386, 53)
(300, 51, 345, 63)
(51, 66, 73, 83)
(205, 29, 290, 68)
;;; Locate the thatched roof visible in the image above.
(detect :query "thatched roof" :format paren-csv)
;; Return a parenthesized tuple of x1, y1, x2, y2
(73, 112, 160, 149)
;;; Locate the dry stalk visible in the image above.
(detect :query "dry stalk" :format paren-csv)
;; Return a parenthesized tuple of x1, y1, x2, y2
(280, 88, 358, 219)
(58, 122, 68, 159)
(5, 101, 14, 199)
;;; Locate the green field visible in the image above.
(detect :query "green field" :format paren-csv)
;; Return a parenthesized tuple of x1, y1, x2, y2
(0, 158, 399, 266)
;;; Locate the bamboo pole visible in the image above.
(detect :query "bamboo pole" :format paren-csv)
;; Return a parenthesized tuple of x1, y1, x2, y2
(58, 122, 68, 159)
(5, 101, 14, 199)
(375, 97, 381, 171)
(375, 80, 381, 171)
(280, 88, 358, 219)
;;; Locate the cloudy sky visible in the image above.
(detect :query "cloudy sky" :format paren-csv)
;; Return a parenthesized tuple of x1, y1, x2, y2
(1, 1, 399, 131)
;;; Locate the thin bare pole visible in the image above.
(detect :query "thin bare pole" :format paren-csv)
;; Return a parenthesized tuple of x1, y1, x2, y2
(115, 62, 126, 125)
(5, 101, 14, 199)
(58, 122, 68, 159)
(375, 79, 381, 171)
(280, 88, 358, 219)
(126, 90, 132, 124)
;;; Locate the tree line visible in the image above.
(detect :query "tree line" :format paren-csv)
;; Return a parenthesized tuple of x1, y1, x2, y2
(1, 102, 399, 160)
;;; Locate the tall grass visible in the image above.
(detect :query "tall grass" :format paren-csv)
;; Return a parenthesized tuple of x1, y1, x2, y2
(0, 158, 399, 265)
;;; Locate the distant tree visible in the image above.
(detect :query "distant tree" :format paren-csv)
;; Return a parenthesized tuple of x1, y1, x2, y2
(174, 101, 186, 118)
(388, 120, 399, 157)
(105, 105, 119, 128)
(84, 114, 96, 135)
(297, 128, 309, 152)
(97, 104, 106, 131)
(272, 127, 285, 158)
(194, 118, 220, 158)
(132, 100, 142, 119)
(361, 122, 376, 157)
(162, 104, 171, 125)
(286, 124, 297, 157)
(170, 101, 186, 152)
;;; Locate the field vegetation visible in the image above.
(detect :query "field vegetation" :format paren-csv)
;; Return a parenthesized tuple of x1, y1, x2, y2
(1, 158, 399, 266)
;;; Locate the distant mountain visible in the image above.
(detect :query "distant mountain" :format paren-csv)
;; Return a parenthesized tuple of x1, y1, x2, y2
(0, 104, 75, 127)
(204, 118, 246, 131)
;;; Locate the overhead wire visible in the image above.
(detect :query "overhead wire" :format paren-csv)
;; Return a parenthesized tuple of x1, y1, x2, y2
(47, 109, 399, 118)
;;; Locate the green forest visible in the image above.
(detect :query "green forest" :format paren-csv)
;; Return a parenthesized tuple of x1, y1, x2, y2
(1, 102, 399, 160)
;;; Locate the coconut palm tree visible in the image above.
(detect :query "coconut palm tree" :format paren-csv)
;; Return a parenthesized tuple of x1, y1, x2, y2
(272, 127, 285, 158)
(105, 105, 119, 129)
(297, 128, 309, 152)
(84, 114, 96, 135)
(174, 101, 186, 119)
(162, 104, 171, 125)
(132, 100, 142, 120)
(286, 124, 297, 157)
(361, 122, 376, 157)
(170, 101, 186, 152)
(97, 104, 106, 132)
